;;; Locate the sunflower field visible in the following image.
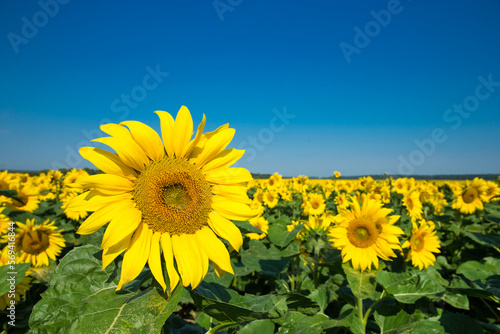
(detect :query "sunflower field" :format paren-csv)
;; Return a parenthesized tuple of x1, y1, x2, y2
(1, 108, 500, 334)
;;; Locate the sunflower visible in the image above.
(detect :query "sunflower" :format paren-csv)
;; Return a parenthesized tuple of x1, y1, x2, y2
(329, 198, 403, 271)
(452, 178, 488, 214)
(392, 178, 407, 194)
(263, 189, 279, 208)
(484, 180, 500, 202)
(0, 248, 32, 310)
(266, 172, 282, 189)
(0, 207, 10, 235)
(403, 189, 422, 222)
(6, 184, 40, 213)
(67, 106, 255, 291)
(246, 216, 269, 240)
(305, 193, 326, 216)
(11, 219, 66, 267)
(402, 220, 441, 270)
(334, 171, 341, 178)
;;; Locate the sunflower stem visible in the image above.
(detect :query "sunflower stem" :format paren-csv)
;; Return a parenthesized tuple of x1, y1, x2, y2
(357, 296, 366, 333)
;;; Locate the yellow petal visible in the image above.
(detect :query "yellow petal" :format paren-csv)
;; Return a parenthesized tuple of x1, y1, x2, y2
(211, 184, 252, 204)
(155, 110, 175, 157)
(101, 206, 142, 249)
(148, 232, 167, 292)
(212, 196, 257, 221)
(66, 190, 132, 212)
(183, 114, 206, 158)
(196, 226, 234, 275)
(173, 106, 193, 158)
(201, 148, 245, 173)
(193, 128, 235, 168)
(160, 233, 180, 291)
(120, 121, 165, 161)
(205, 167, 253, 185)
(208, 212, 243, 252)
(102, 235, 132, 269)
(77, 200, 133, 235)
(171, 233, 207, 288)
(93, 136, 148, 172)
(116, 223, 152, 291)
(78, 174, 134, 195)
(79, 146, 137, 180)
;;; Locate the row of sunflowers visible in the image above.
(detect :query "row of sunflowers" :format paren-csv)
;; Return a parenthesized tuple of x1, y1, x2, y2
(1, 166, 499, 333)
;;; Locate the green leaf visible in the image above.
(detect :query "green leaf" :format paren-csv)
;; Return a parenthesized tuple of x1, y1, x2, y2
(457, 258, 500, 281)
(462, 232, 500, 251)
(191, 281, 279, 323)
(276, 312, 339, 334)
(439, 311, 484, 334)
(268, 219, 304, 248)
(0, 262, 31, 296)
(238, 319, 275, 334)
(412, 320, 445, 334)
(163, 313, 208, 333)
(376, 270, 446, 304)
(342, 263, 377, 300)
(374, 309, 418, 334)
(30, 245, 182, 333)
(232, 220, 265, 234)
(190, 282, 319, 325)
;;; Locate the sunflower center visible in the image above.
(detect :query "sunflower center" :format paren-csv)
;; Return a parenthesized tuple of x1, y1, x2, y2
(22, 230, 49, 254)
(462, 187, 478, 204)
(347, 220, 379, 248)
(406, 198, 414, 210)
(413, 236, 425, 252)
(133, 156, 212, 235)
(311, 201, 319, 209)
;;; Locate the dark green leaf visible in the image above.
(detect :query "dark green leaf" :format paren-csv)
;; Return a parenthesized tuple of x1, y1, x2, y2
(439, 311, 484, 334)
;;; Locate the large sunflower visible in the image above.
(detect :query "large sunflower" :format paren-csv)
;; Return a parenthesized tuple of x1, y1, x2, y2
(402, 220, 440, 270)
(67, 106, 255, 291)
(329, 198, 403, 271)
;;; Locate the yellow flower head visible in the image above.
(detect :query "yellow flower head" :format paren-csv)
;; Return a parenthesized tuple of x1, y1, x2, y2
(305, 193, 326, 216)
(452, 177, 488, 214)
(403, 189, 423, 222)
(334, 171, 341, 178)
(263, 189, 279, 208)
(0, 207, 10, 235)
(246, 216, 269, 240)
(6, 183, 40, 213)
(484, 180, 500, 202)
(329, 198, 403, 271)
(402, 220, 441, 270)
(67, 106, 256, 291)
(13, 219, 66, 267)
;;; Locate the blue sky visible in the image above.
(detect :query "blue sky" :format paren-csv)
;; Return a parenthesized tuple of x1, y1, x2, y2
(1, 0, 499, 177)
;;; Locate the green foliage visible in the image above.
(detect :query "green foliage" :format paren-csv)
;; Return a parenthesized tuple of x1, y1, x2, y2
(29, 245, 182, 334)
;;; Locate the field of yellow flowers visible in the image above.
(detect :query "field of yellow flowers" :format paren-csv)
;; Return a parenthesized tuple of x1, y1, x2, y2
(1, 168, 499, 333)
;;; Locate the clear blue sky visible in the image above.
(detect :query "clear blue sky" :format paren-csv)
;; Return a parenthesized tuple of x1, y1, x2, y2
(1, 0, 499, 177)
